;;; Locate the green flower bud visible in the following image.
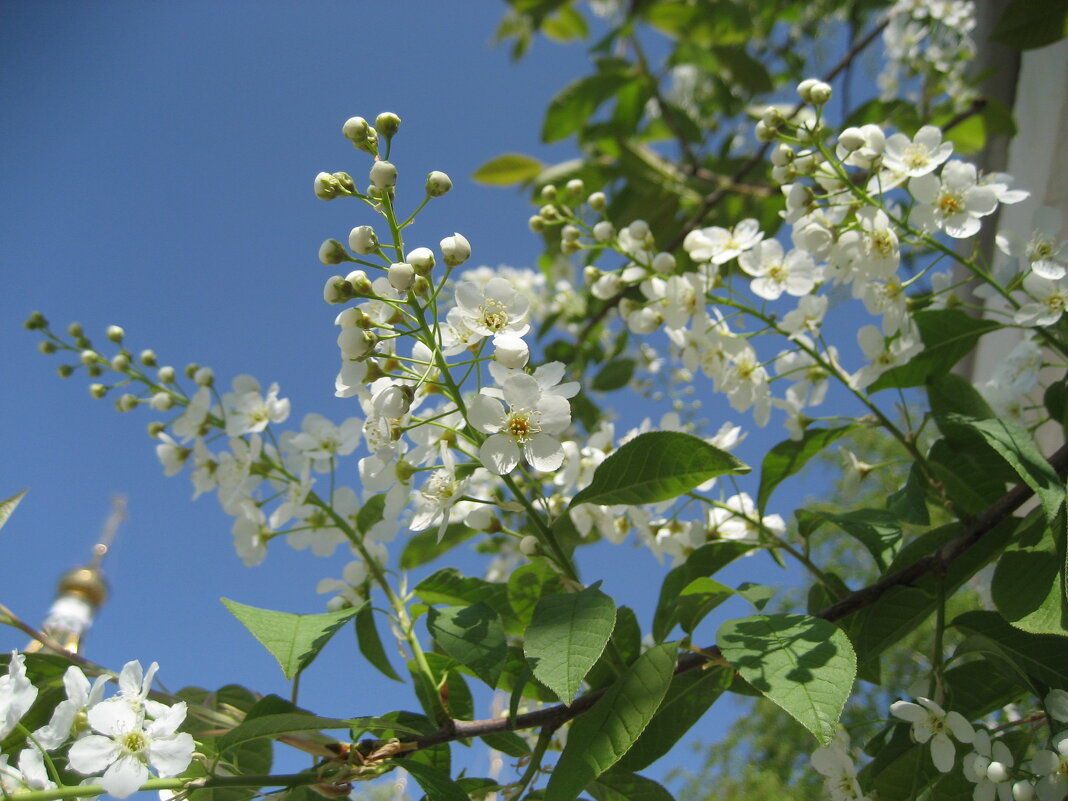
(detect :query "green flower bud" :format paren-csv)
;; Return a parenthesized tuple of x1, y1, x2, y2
(342, 116, 370, 143)
(38, 340, 57, 355)
(346, 270, 374, 296)
(140, 349, 158, 366)
(116, 393, 139, 412)
(407, 247, 435, 275)
(110, 353, 130, 371)
(587, 191, 606, 211)
(425, 170, 452, 198)
(375, 112, 401, 137)
(23, 311, 48, 330)
(318, 238, 351, 265)
(194, 367, 214, 386)
(89, 383, 107, 399)
(332, 171, 355, 193)
(528, 215, 545, 233)
(184, 363, 199, 379)
(80, 349, 98, 366)
(147, 421, 167, 438)
(565, 178, 585, 197)
(87, 364, 104, 377)
(539, 185, 557, 203)
(57, 364, 74, 378)
(106, 325, 125, 343)
(158, 365, 177, 383)
(67, 322, 84, 338)
(323, 275, 353, 304)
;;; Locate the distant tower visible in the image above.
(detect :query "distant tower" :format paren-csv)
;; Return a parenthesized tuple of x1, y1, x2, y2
(25, 496, 125, 655)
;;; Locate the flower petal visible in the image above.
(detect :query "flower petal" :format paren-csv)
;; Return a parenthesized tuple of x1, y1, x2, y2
(479, 435, 519, 475)
(102, 754, 150, 799)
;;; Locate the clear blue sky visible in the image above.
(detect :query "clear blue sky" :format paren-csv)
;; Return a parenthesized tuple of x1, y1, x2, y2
(1, 3, 838, 793)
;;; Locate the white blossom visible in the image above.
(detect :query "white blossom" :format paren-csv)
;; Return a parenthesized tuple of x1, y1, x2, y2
(889, 696, 974, 772)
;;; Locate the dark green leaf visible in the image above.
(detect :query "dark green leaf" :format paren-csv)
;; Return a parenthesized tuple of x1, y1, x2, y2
(355, 605, 403, 682)
(953, 609, 1068, 689)
(717, 614, 856, 745)
(886, 465, 930, 526)
(508, 561, 563, 632)
(592, 358, 636, 392)
(589, 771, 676, 801)
(542, 73, 632, 143)
(652, 541, 755, 641)
(403, 758, 471, 801)
(927, 438, 1014, 515)
(218, 711, 411, 752)
(570, 431, 749, 508)
(356, 493, 387, 536)
(798, 509, 902, 572)
(544, 643, 677, 801)
(414, 569, 511, 621)
(674, 578, 733, 634)
(427, 603, 507, 688)
(524, 584, 617, 703)
(992, 0, 1068, 50)
(401, 523, 477, 570)
(991, 510, 1068, 636)
(482, 730, 531, 758)
(757, 427, 855, 514)
(220, 598, 364, 680)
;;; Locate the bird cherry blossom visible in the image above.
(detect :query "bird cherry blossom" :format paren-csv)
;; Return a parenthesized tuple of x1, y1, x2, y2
(889, 696, 974, 772)
(469, 373, 571, 475)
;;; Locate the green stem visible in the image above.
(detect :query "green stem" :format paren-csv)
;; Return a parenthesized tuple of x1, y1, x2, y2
(510, 727, 553, 800)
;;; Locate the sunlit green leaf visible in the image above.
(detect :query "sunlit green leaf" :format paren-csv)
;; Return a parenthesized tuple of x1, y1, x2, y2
(355, 604, 403, 683)
(757, 427, 855, 515)
(472, 153, 545, 186)
(427, 602, 507, 688)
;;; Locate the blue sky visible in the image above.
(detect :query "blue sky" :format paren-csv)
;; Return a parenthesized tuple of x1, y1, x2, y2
(0, 3, 845, 792)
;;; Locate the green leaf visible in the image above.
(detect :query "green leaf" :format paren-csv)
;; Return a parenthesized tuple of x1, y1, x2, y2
(885, 465, 930, 526)
(544, 643, 677, 801)
(482, 730, 531, 758)
(944, 414, 1065, 524)
(401, 523, 477, 569)
(403, 758, 472, 801)
(471, 153, 545, 186)
(717, 614, 856, 745)
(356, 493, 387, 536)
(355, 604, 402, 683)
(870, 310, 1000, 392)
(991, 510, 1068, 636)
(220, 598, 364, 680)
(757, 427, 855, 514)
(589, 771, 676, 801)
(992, 0, 1068, 50)
(927, 437, 1015, 515)
(674, 578, 733, 634)
(928, 373, 996, 423)
(542, 72, 632, 143)
(797, 509, 902, 572)
(652, 541, 755, 641)
(614, 666, 731, 773)
(0, 489, 26, 532)
(524, 584, 616, 703)
(414, 568, 511, 621)
(712, 45, 773, 93)
(583, 605, 642, 691)
(427, 603, 507, 689)
(509, 561, 563, 632)
(953, 609, 1068, 689)
(570, 431, 749, 508)
(541, 6, 589, 42)
(591, 358, 636, 392)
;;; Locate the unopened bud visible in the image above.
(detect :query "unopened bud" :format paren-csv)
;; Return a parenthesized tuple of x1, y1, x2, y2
(38, 341, 57, 355)
(110, 353, 130, 371)
(314, 172, 339, 200)
(332, 172, 355, 193)
(80, 350, 98, 366)
(373, 384, 415, 418)
(561, 224, 581, 242)
(837, 127, 866, 153)
(761, 106, 785, 129)
(337, 328, 377, 359)
(370, 160, 397, 189)
(23, 311, 47, 330)
(593, 221, 614, 242)
(89, 383, 107, 399)
(375, 112, 401, 137)
(565, 178, 585, 197)
(652, 252, 676, 273)
(194, 367, 214, 386)
(528, 215, 546, 233)
(465, 506, 494, 531)
(157, 365, 176, 383)
(57, 364, 74, 378)
(348, 225, 379, 255)
(150, 392, 174, 412)
(319, 238, 350, 265)
(323, 275, 352, 304)
(106, 325, 125, 343)
(519, 535, 540, 556)
(413, 276, 431, 298)
(425, 171, 452, 197)
(388, 262, 416, 292)
(587, 191, 606, 211)
(492, 334, 529, 369)
(116, 393, 139, 412)
(540, 185, 557, 203)
(755, 121, 776, 142)
(346, 270, 374, 296)
(797, 78, 831, 105)
(147, 421, 167, 438)
(342, 116, 370, 143)
(87, 364, 103, 377)
(140, 349, 157, 366)
(67, 322, 84, 338)
(440, 232, 471, 267)
(770, 143, 795, 166)
(407, 247, 435, 275)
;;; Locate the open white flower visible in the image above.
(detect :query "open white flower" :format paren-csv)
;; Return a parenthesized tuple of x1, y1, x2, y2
(0, 651, 37, 739)
(454, 276, 530, 340)
(411, 446, 469, 540)
(884, 125, 953, 178)
(738, 239, 818, 300)
(222, 375, 291, 437)
(0, 748, 54, 793)
(469, 374, 570, 474)
(963, 729, 1014, 801)
(34, 665, 110, 750)
(890, 696, 974, 772)
(683, 218, 763, 265)
(68, 697, 194, 799)
(910, 161, 998, 239)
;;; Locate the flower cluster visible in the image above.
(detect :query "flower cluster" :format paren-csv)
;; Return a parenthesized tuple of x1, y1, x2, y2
(0, 654, 194, 799)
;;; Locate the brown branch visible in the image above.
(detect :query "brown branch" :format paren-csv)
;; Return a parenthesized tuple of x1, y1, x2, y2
(348, 440, 1068, 762)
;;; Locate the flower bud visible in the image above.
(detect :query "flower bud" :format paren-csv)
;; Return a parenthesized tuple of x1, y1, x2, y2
(519, 535, 540, 556)
(539, 204, 559, 221)
(413, 275, 431, 298)
(425, 171, 452, 197)
(38, 340, 57, 355)
(986, 762, 1009, 784)
(440, 232, 471, 267)
(75, 335, 91, 349)
(194, 367, 214, 386)
(492, 334, 529, 369)
(528, 215, 546, 233)
(337, 328, 377, 359)
(808, 81, 832, 105)
(158, 365, 176, 383)
(140, 349, 157, 366)
(837, 127, 866, 153)
(587, 191, 606, 211)
(332, 171, 355, 193)
(80, 349, 98, 366)
(116, 393, 139, 412)
(87, 364, 104, 377)
(652, 252, 676, 273)
(57, 364, 74, 378)
(465, 506, 494, 531)
(342, 116, 370, 143)
(348, 225, 379, 255)
(68, 322, 84, 337)
(106, 325, 125, 343)
(150, 392, 174, 412)
(110, 353, 130, 371)
(770, 143, 795, 166)
(1013, 781, 1034, 801)
(323, 275, 353, 305)
(184, 363, 199, 379)
(540, 185, 557, 203)
(375, 112, 401, 137)
(314, 172, 339, 200)
(406, 247, 436, 275)
(561, 238, 581, 255)
(147, 421, 167, 438)
(593, 221, 615, 242)
(23, 311, 47, 330)
(373, 383, 414, 417)
(754, 120, 776, 142)
(318, 238, 350, 265)
(369, 160, 397, 189)
(89, 383, 107, 399)
(761, 106, 785, 129)
(565, 178, 585, 197)
(561, 224, 581, 242)
(346, 270, 374, 296)
(388, 262, 416, 292)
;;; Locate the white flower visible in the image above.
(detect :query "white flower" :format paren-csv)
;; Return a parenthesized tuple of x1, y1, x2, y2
(884, 125, 953, 177)
(738, 240, 818, 300)
(155, 433, 190, 477)
(780, 294, 829, 339)
(232, 502, 271, 566)
(851, 325, 922, 389)
(222, 375, 290, 437)
(683, 219, 763, 265)
(34, 665, 110, 750)
(287, 413, 362, 472)
(492, 334, 530, 369)
(411, 446, 469, 540)
(889, 696, 974, 772)
(1031, 730, 1068, 801)
(1014, 274, 1068, 327)
(963, 729, 1014, 801)
(811, 733, 869, 800)
(68, 697, 194, 799)
(0, 748, 55, 793)
(469, 374, 571, 474)
(1047, 689, 1068, 723)
(454, 276, 530, 340)
(0, 651, 37, 739)
(171, 387, 213, 442)
(998, 207, 1067, 280)
(910, 161, 998, 239)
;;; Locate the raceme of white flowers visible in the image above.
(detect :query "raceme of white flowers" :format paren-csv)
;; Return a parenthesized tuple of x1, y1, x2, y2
(0, 654, 194, 799)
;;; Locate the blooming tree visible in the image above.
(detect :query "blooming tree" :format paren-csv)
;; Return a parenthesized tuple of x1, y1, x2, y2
(6, 2, 1068, 800)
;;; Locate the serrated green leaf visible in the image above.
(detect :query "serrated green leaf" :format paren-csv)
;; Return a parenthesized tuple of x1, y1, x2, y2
(414, 568, 511, 620)
(524, 584, 616, 703)
(717, 614, 856, 745)
(953, 610, 1068, 688)
(428, 603, 506, 689)
(570, 431, 749, 508)
(675, 578, 733, 634)
(221, 598, 364, 680)
(472, 153, 545, 186)
(403, 758, 471, 801)
(927, 437, 1015, 515)
(482, 730, 531, 758)
(0, 489, 26, 532)
(757, 427, 855, 514)
(355, 605, 403, 683)
(401, 523, 477, 570)
(509, 561, 563, 632)
(589, 771, 676, 801)
(870, 310, 1000, 392)
(544, 643, 677, 801)
(991, 511, 1068, 636)
(885, 465, 930, 525)
(798, 509, 902, 572)
(652, 541, 755, 641)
